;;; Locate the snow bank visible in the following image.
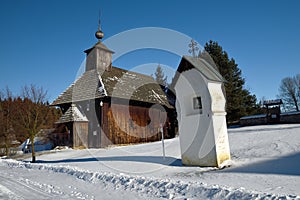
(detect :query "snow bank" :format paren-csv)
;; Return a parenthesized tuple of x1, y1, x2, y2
(2, 159, 299, 200)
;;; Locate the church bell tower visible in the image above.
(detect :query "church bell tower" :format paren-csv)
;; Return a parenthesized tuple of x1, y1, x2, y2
(84, 19, 114, 72)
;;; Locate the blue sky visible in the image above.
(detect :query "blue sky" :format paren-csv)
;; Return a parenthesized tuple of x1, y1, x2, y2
(0, 0, 299, 102)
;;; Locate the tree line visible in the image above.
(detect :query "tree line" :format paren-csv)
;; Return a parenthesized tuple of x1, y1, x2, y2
(0, 85, 61, 161)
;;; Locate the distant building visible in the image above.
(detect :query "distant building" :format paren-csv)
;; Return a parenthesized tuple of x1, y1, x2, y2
(51, 26, 174, 148)
(240, 99, 300, 126)
(263, 99, 283, 124)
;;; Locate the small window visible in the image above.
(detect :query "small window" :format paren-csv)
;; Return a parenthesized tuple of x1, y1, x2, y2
(193, 96, 203, 113)
(271, 114, 277, 119)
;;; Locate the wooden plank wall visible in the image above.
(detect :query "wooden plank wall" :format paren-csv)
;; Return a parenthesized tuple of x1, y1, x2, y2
(73, 122, 88, 148)
(101, 103, 168, 147)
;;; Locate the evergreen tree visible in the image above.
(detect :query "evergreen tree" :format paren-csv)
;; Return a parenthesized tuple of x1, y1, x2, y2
(200, 40, 258, 123)
(154, 64, 168, 90)
(0, 88, 15, 157)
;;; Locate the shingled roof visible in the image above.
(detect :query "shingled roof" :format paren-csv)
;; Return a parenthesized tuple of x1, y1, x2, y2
(56, 104, 88, 124)
(52, 67, 172, 108)
(84, 41, 114, 54)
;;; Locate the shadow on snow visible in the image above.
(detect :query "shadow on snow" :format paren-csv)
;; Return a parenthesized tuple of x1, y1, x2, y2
(37, 156, 182, 167)
(224, 151, 300, 176)
(36, 151, 300, 176)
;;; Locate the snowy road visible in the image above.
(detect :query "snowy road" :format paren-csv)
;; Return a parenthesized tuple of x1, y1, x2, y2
(0, 166, 56, 200)
(0, 164, 149, 200)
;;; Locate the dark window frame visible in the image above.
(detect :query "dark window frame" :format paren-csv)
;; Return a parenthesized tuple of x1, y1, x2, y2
(193, 96, 203, 114)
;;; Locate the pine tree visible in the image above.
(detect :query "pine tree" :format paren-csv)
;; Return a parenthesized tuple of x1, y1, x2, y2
(201, 40, 258, 123)
(154, 64, 168, 91)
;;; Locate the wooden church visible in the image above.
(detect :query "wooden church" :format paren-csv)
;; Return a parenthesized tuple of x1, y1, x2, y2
(51, 25, 174, 148)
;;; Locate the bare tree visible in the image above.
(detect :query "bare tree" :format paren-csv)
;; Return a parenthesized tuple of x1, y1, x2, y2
(295, 74, 300, 100)
(279, 76, 299, 111)
(17, 85, 49, 162)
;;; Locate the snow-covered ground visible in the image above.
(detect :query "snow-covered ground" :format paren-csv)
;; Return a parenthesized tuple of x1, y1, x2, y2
(1, 124, 300, 199)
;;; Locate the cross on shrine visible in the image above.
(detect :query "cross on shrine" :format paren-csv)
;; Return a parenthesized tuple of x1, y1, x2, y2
(188, 39, 199, 57)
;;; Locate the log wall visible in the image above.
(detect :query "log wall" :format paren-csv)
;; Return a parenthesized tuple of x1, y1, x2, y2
(101, 103, 168, 147)
(73, 122, 88, 148)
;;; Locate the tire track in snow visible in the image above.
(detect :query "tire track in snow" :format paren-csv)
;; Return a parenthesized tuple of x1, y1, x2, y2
(0, 174, 57, 200)
(0, 182, 23, 200)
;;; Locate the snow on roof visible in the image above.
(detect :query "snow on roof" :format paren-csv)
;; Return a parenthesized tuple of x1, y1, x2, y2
(240, 111, 300, 119)
(263, 99, 283, 106)
(240, 114, 267, 120)
(281, 111, 300, 116)
(52, 67, 172, 108)
(56, 104, 88, 124)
